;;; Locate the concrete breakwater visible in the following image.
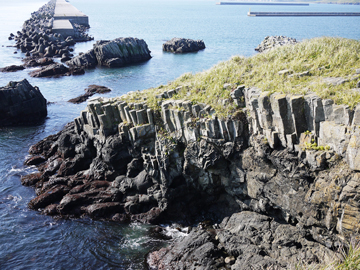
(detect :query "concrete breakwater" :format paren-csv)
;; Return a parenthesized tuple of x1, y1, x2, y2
(52, 0, 89, 37)
(8, 0, 92, 59)
(248, 11, 360, 16)
(217, 1, 309, 5)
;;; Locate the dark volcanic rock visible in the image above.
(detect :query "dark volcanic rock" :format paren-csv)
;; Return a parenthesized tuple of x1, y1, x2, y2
(0, 65, 25, 72)
(24, 57, 54, 68)
(0, 79, 47, 127)
(68, 85, 111, 104)
(66, 50, 98, 69)
(66, 37, 151, 68)
(30, 63, 85, 78)
(29, 63, 69, 78)
(255, 35, 298, 53)
(148, 211, 335, 270)
(162, 38, 206, 53)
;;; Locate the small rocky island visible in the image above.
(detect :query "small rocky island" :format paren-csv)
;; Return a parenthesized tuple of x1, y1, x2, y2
(163, 38, 206, 53)
(0, 79, 47, 127)
(66, 37, 152, 68)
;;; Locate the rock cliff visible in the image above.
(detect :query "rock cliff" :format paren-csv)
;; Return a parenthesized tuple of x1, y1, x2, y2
(22, 81, 360, 268)
(0, 79, 47, 126)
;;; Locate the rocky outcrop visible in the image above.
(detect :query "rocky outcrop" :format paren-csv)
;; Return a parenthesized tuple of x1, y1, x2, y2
(0, 65, 25, 72)
(29, 63, 84, 77)
(68, 85, 111, 104)
(66, 37, 152, 68)
(22, 83, 360, 268)
(255, 36, 297, 53)
(0, 79, 47, 126)
(163, 38, 206, 53)
(148, 211, 335, 270)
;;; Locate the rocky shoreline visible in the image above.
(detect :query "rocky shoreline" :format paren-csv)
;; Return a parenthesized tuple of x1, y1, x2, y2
(21, 77, 360, 268)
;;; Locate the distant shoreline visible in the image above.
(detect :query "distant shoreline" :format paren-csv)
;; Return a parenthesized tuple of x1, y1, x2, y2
(216, 1, 360, 5)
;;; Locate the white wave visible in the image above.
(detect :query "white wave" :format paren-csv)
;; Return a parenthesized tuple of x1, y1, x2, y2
(162, 224, 189, 240)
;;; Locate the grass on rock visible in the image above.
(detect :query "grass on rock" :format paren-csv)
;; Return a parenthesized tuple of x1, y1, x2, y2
(120, 37, 360, 118)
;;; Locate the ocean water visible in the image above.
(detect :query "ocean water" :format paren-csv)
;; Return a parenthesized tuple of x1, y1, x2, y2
(0, 0, 359, 269)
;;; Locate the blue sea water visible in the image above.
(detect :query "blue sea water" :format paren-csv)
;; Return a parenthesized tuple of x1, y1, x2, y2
(0, 0, 359, 269)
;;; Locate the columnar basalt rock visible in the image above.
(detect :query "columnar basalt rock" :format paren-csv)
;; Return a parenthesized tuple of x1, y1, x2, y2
(0, 79, 47, 126)
(23, 83, 360, 269)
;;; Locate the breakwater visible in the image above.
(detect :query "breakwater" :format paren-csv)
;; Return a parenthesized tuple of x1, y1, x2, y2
(52, 0, 89, 37)
(248, 11, 360, 16)
(217, 1, 309, 5)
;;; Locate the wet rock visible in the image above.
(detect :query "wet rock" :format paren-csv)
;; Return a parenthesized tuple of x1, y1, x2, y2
(24, 156, 46, 166)
(21, 172, 43, 186)
(163, 37, 206, 53)
(24, 57, 54, 67)
(0, 79, 47, 126)
(29, 185, 70, 209)
(29, 63, 69, 77)
(0, 65, 25, 72)
(68, 85, 111, 104)
(148, 212, 335, 270)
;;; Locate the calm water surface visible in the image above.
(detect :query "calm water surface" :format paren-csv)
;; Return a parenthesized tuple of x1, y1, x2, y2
(0, 0, 359, 269)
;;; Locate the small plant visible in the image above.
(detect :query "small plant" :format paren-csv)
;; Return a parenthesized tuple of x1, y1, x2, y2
(303, 142, 331, 151)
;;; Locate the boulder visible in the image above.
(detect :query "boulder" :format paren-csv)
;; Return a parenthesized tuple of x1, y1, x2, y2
(255, 36, 297, 53)
(0, 79, 47, 126)
(163, 38, 206, 53)
(66, 37, 151, 68)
